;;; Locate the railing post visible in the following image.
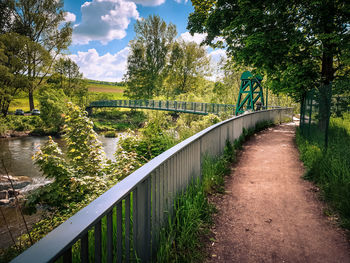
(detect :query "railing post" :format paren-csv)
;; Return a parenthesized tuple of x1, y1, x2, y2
(134, 179, 151, 262)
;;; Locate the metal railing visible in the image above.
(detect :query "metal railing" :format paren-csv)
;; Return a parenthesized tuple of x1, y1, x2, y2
(11, 108, 293, 263)
(88, 99, 236, 115)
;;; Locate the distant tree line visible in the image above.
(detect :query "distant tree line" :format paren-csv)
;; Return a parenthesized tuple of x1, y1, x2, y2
(87, 80, 125, 87)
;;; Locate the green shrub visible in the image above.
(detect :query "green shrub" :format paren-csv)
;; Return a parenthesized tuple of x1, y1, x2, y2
(104, 131, 117, 137)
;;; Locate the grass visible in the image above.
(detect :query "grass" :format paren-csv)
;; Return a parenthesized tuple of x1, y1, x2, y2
(8, 98, 39, 113)
(156, 121, 273, 262)
(87, 83, 124, 94)
(7, 81, 125, 114)
(296, 112, 350, 229)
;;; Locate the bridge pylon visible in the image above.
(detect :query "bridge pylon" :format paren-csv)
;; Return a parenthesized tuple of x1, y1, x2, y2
(235, 71, 265, 115)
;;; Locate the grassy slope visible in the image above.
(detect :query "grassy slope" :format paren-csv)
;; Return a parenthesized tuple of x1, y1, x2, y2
(296, 113, 350, 229)
(8, 81, 126, 113)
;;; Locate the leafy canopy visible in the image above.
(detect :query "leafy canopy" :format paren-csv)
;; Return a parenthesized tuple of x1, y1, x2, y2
(124, 15, 177, 99)
(188, 0, 350, 100)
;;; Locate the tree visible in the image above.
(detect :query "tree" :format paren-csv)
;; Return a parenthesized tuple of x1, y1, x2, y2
(50, 57, 88, 106)
(38, 87, 67, 132)
(188, 0, 350, 123)
(124, 15, 177, 99)
(164, 40, 210, 98)
(0, 0, 14, 34)
(8, 0, 72, 110)
(0, 33, 30, 116)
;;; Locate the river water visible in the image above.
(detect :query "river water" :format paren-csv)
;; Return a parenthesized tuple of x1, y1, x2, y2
(0, 135, 120, 192)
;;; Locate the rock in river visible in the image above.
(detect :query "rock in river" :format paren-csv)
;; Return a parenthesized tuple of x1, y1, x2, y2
(0, 174, 32, 191)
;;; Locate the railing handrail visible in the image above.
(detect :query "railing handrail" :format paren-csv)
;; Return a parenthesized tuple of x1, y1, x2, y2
(88, 99, 236, 115)
(11, 108, 293, 263)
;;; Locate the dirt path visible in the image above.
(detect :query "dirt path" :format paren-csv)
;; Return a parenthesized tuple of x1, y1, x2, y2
(207, 123, 350, 263)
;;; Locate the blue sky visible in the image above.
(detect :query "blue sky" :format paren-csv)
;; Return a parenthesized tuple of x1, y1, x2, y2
(63, 0, 226, 82)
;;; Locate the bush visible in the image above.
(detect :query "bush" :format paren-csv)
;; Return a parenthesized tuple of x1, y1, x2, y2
(38, 87, 67, 132)
(104, 131, 117, 137)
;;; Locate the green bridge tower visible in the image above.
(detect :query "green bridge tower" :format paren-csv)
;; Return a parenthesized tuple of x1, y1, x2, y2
(235, 71, 265, 115)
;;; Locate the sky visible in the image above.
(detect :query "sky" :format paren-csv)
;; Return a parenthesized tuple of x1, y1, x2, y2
(63, 0, 226, 82)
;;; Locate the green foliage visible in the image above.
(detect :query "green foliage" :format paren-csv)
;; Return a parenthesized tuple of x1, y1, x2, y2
(0, 115, 44, 133)
(38, 87, 67, 133)
(176, 113, 222, 141)
(117, 111, 176, 163)
(188, 0, 350, 102)
(50, 57, 88, 107)
(156, 179, 214, 263)
(5, 0, 72, 110)
(63, 103, 107, 178)
(156, 140, 236, 262)
(27, 103, 109, 211)
(296, 113, 350, 229)
(164, 40, 211, 98)
(0, 32, 29, 116)
(125, 15, 177, 99)
(91, 109, 146, 132)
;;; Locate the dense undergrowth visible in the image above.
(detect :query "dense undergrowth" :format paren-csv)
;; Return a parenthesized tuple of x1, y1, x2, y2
(0, 115, 44, 136)
(296, 113, 350, 229)
(156, 120, 273, 262)
(91, 109, 146, 133)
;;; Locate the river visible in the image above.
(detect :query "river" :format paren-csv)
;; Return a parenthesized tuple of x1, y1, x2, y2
(0, 135, 120, 192)
(0, 135, 121, 249)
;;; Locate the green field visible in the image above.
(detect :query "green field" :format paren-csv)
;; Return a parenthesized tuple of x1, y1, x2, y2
(8, 81, 126, 113)
(8, 91, 39, 113)
(87, 83, 124, 93)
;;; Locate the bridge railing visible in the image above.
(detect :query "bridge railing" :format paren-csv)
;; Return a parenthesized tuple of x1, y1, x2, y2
(89, 99, 236, 115)
(12, 108, 293, 263)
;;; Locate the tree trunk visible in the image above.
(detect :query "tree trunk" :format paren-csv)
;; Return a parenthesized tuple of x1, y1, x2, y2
(318, 1, 335, 131)
(29, 89, 34, 111)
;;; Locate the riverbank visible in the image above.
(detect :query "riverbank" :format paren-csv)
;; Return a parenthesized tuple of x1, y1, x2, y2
(0, 131, 31, 139)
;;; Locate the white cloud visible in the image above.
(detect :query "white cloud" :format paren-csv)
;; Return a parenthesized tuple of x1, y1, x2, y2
(64, 12, 76, 23)
(69, 48, 130, 82)
(174, 0, 188, 3)
(209, 49, 227, 63)
(72, 0, 139, 45)
(129, 0, 165, 6)
(207, 49, 227, 81)
(180, 32, 207, 45)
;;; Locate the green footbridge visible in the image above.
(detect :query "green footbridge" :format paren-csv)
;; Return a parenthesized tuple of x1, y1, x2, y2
(86, 99, 236, 116)
(87, 71, 268, 116)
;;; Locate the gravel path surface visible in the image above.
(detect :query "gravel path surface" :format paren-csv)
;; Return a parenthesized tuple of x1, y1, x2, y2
(206, 123, 350, 263)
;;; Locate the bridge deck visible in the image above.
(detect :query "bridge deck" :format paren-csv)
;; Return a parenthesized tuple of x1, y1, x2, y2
(88, 99, 236, 115)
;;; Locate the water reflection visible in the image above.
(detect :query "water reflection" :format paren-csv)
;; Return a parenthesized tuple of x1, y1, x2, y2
(0, 135, 120, 181)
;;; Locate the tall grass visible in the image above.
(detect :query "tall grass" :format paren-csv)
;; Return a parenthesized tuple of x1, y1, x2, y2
(296, 113, 350, 229)
(156, 121, 273, 262)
